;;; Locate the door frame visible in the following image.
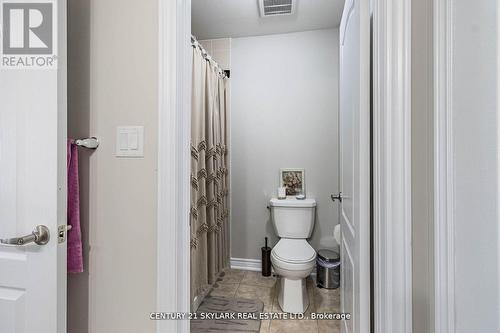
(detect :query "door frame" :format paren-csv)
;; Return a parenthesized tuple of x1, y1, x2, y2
(433, 0, 454, 331)
(433, 1, 500, 331)
(157, 0, 413, 332)
(156, 0, 191, 332)
(371, 0, 413, 332)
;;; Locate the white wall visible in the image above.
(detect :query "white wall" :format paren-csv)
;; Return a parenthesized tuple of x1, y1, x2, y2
(451, 1, 499, 331)
(67, 0, 158, 332)
(230, 29, 339, 260)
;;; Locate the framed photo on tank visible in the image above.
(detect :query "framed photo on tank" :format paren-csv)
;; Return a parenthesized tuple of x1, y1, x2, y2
(279, 168, 305, 196)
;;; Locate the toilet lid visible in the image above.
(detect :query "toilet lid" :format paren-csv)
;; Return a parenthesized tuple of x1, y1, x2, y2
(272, 239, 316, 263)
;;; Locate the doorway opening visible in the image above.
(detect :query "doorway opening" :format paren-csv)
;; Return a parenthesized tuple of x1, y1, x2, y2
(186, 1, 370, 332)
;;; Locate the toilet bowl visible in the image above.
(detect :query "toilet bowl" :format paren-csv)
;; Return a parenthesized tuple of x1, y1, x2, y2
(271, 238, 316, 313)
(269, 197, 317, 314)
(271, 239, 316, 279)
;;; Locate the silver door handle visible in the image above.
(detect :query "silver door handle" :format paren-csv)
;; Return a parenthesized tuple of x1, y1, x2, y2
(0, 225, 50, 246)
(331, 192, 343, 203)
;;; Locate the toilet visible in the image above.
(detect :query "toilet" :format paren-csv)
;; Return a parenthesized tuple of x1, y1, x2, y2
(269, 197, 317, 314)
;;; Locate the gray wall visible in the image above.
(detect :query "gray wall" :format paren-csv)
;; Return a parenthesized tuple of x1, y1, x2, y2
(411, 0, 434, 331)
(411, 1, 499, 331)
(67, 0, 158, 332)
(230, 29, 340, 260)
(452, 1, 498, 331)
(67, 0, 90, 331)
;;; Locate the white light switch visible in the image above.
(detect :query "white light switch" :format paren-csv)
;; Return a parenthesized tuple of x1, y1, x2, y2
(129, 132, 139, 150)
(119, 133, 128, 150)
(116, 126, 144, 157)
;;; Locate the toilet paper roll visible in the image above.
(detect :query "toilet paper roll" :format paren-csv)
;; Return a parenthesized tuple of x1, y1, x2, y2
(319, 236, 336, 249)
(334, 224, 341, 246)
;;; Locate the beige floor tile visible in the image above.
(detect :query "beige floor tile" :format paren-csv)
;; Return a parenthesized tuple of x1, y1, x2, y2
(317, 319, 341, 333)
(236, 284, 275, 312)
(209, 282, 239, 298)
(306, 295, 317, 315)
(314, 286, 340, 313)
(306, 276, 315, 287)
(259, 319, 271, 333)
(268, 279, 280, 312)
(217, 269, 246, 284)
(269, 319, 318, 333)
(307, 276, 318, 294)
(271, 293, 281, 313)
(241, 271, 278, 288)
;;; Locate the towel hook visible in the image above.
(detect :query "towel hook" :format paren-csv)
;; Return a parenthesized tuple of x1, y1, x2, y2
(75, 137, 99, 149)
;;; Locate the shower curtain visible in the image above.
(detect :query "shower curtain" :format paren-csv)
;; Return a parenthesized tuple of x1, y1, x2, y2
(190, 44, 230, 305)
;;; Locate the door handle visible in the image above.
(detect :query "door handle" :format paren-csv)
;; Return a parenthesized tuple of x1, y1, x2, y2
(0, 225, 50, 246)
(331, 192, 343, 203)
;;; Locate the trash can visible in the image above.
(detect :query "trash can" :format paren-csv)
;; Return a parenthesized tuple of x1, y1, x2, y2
(316, 249, 340, 289)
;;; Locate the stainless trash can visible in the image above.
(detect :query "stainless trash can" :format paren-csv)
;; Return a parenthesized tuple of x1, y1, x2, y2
(316, 249, 340, 289)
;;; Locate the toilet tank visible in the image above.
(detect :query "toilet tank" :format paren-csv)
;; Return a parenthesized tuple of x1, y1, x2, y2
(269, 198, 316, 238)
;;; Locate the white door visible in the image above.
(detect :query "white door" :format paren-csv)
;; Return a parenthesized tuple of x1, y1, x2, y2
(338, 0, 370, 332)
(0, 0, 67, 332)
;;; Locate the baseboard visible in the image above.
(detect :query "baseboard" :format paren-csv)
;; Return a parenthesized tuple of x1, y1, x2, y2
(230, 257, 317, 278)
(230, 257, 262, 272)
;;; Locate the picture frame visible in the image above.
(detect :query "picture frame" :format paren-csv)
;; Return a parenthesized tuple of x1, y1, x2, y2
(279, 168, 305, 196)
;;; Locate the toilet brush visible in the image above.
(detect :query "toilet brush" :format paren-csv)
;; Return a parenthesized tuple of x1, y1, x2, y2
(261, 237, 272, 277)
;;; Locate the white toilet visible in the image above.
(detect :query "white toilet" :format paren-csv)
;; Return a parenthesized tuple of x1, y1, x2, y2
(269, 197, 317, 314)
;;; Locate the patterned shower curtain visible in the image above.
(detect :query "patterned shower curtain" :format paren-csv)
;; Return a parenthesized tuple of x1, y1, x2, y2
(190, 45, 230, 306)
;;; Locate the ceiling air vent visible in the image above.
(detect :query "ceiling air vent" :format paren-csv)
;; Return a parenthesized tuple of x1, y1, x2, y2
(259, 0, 296, 17)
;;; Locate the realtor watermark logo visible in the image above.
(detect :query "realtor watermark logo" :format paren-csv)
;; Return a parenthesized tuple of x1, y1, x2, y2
(0, 0, 57, 69)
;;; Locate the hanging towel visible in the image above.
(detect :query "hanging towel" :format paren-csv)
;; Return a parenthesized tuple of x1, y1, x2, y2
(67, 140, 84, 273)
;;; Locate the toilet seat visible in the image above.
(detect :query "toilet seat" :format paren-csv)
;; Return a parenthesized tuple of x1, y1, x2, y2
(271, 239, 316, 271)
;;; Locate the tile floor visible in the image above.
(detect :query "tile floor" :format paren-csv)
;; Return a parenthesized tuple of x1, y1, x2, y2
(209, 269, 342, 333)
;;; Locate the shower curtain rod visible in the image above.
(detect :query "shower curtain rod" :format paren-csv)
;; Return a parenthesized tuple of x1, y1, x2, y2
(191, 35, 230, 79)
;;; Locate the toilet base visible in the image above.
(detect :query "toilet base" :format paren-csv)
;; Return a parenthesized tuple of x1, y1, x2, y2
(277, 276, 309, 314)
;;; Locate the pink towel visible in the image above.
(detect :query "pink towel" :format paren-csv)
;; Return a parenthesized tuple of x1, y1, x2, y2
(67, 140, 83, 273)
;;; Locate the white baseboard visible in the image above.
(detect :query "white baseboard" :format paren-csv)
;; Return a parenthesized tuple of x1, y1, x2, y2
(230, 257, 317, 279)
(230, 257, 262, 271)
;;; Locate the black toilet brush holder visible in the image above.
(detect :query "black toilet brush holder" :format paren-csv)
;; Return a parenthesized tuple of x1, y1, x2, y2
(261, 237, 272, 277)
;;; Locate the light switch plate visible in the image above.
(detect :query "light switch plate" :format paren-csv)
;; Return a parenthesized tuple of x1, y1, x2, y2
(116, 126, 144, 157)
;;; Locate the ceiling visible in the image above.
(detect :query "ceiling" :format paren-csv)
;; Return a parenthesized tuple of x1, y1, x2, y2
(192, 0, 345, 40)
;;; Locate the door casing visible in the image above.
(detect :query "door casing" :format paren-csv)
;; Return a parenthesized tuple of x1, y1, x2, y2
(372, 0, 413, 332)
(157, 0, 414, 332)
